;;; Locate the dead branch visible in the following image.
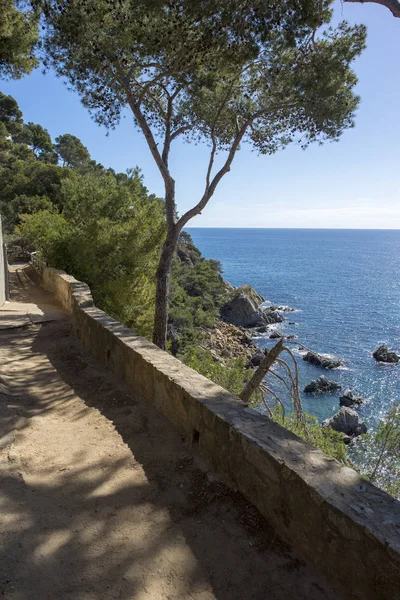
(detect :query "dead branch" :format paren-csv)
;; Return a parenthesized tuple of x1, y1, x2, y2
(239, 339, 284, 403)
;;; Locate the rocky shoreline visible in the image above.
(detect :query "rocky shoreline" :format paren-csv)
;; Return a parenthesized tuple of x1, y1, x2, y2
(203, 282, 295, 364)
(203, 282, 388, 442)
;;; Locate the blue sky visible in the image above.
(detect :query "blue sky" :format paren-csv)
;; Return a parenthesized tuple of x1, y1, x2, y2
(2, 1, 400, 228)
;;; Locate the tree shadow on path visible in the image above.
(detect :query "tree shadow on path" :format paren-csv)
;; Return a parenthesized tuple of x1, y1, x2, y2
(0, 317, 339, 600)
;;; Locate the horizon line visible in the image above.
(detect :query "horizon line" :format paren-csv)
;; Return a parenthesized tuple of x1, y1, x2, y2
(184, 226, 400, 231)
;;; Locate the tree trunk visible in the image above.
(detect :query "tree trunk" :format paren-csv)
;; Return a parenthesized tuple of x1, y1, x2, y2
(345, 0, 400, 17)
(152, 229, 179, 350)
(239, 340, 284, 404)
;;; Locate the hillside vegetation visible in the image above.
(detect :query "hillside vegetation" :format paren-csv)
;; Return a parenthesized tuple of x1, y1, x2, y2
(0, 92, 229, 345)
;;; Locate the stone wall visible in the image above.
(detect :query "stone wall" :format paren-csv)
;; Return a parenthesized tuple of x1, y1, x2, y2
(39, 265, 400, 600)
(0, 216, 6, 307)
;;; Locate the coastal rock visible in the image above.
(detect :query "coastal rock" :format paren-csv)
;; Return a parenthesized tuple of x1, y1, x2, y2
(304, 376, 341, 394)
(221, 292, 264, 327)
(322, 407, 367, 437)
(224, 281, 236, 293)
(262, 308, 285, 325)
(303, 351, 342, 369)
(255, 325, 268, 334)
(250, 349, 265, 367)
(202, 320, 256, 363)
(269, 330, 283, 339)
(286, 334, 297, 340)
(372, 345, 399, 364)
(269, 305, 296, 313)
(221, 285, 276, 328)
(339, 389, 363, 408)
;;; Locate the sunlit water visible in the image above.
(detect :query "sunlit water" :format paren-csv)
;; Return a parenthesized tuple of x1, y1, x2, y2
(187, 228, 400, 428)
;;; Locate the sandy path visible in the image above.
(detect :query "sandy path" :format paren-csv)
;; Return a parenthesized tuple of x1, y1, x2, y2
(0, 267, 339, 599)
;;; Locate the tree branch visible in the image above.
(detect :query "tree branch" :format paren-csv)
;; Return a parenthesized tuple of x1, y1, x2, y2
(176, 102, 297, 230)
(162, 92, 173, 167)
(239, 340, 284, 404)
(137, 66, 180, 102)
(205, 136, 217, 191)
(170, 124, 192, 140)
(344, 0, 400, 17)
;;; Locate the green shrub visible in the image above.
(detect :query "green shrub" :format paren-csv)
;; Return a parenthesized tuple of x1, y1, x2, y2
(272, 406, 348, 464)
(352, 402, 400, 499)
(183, 346, 250, 397)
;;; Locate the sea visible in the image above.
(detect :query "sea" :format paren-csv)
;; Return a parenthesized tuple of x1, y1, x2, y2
(187, 228, 400, 428)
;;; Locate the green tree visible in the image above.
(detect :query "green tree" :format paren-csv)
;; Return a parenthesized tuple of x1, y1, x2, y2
(0, 153, 69, 230)
(15, 122, 58, 162)
(0, 0, 39, 79)
(0, 91, 23, 136)
(37, 0, 366, 349)
(18, 170, 166, 337)
(54, 133, 91, 169)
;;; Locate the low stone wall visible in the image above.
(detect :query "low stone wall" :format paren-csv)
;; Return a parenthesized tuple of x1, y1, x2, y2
(39, 265, 400, 600)
(0, 217, 6, 306)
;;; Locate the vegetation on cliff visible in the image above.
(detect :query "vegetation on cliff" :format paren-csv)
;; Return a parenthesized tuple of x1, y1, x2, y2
(1, 92, 166, 337)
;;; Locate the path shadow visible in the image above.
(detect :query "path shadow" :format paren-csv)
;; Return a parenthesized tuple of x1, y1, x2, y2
(0, 318, 339, 600)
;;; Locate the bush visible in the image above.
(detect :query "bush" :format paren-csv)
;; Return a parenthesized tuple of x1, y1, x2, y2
(272, 406, 348, 464)
(168, 233, 228, 354)
(183, 346, 250, 397)
(352, 402, 400, 499)
(18, 171, 166, 339)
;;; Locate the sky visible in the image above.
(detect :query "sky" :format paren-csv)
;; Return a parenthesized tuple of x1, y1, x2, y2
(2, 1, 400, 229)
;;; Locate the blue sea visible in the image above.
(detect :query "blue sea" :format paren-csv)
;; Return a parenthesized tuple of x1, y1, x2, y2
(187, 228, 400, 428)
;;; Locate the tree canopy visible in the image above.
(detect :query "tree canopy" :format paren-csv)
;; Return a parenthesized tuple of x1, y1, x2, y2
(34, 0, 366, 348)
(0, 1, 39, 79)
(0, 91, 23, 136)
(54, 133, 91, 169)
(15, 122, 58, 162)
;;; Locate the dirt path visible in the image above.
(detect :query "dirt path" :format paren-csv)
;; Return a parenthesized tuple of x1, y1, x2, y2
(0, 266, 340, 600)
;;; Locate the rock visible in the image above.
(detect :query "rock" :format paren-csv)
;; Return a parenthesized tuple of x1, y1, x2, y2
(322, 407, 367, 437)
(303, 351, 342, 369)
(221, 348, 233, 358)
(176, 236, 202, 267)
(221, 292, 263, 327)
(289, 322, 296, 325)
(269, 305, 296, 312)
(240, 331, 253, 345)
(255, 325, 268, 334)
(209, 350, 223, 363)
(372, 345, 399, 364)
(304, 376, 341, 394)
(269, 330, 283, 339)
(339, 389, 363, 408)
(224, 281, 236, 293)
(250, 349, 265, 367)
(237, 284, 265, 305)
(221, 286, 277, 328)
(286, 335, 297, 340)
(262, 308, 285, 325)
(202, 321, 257, 363)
